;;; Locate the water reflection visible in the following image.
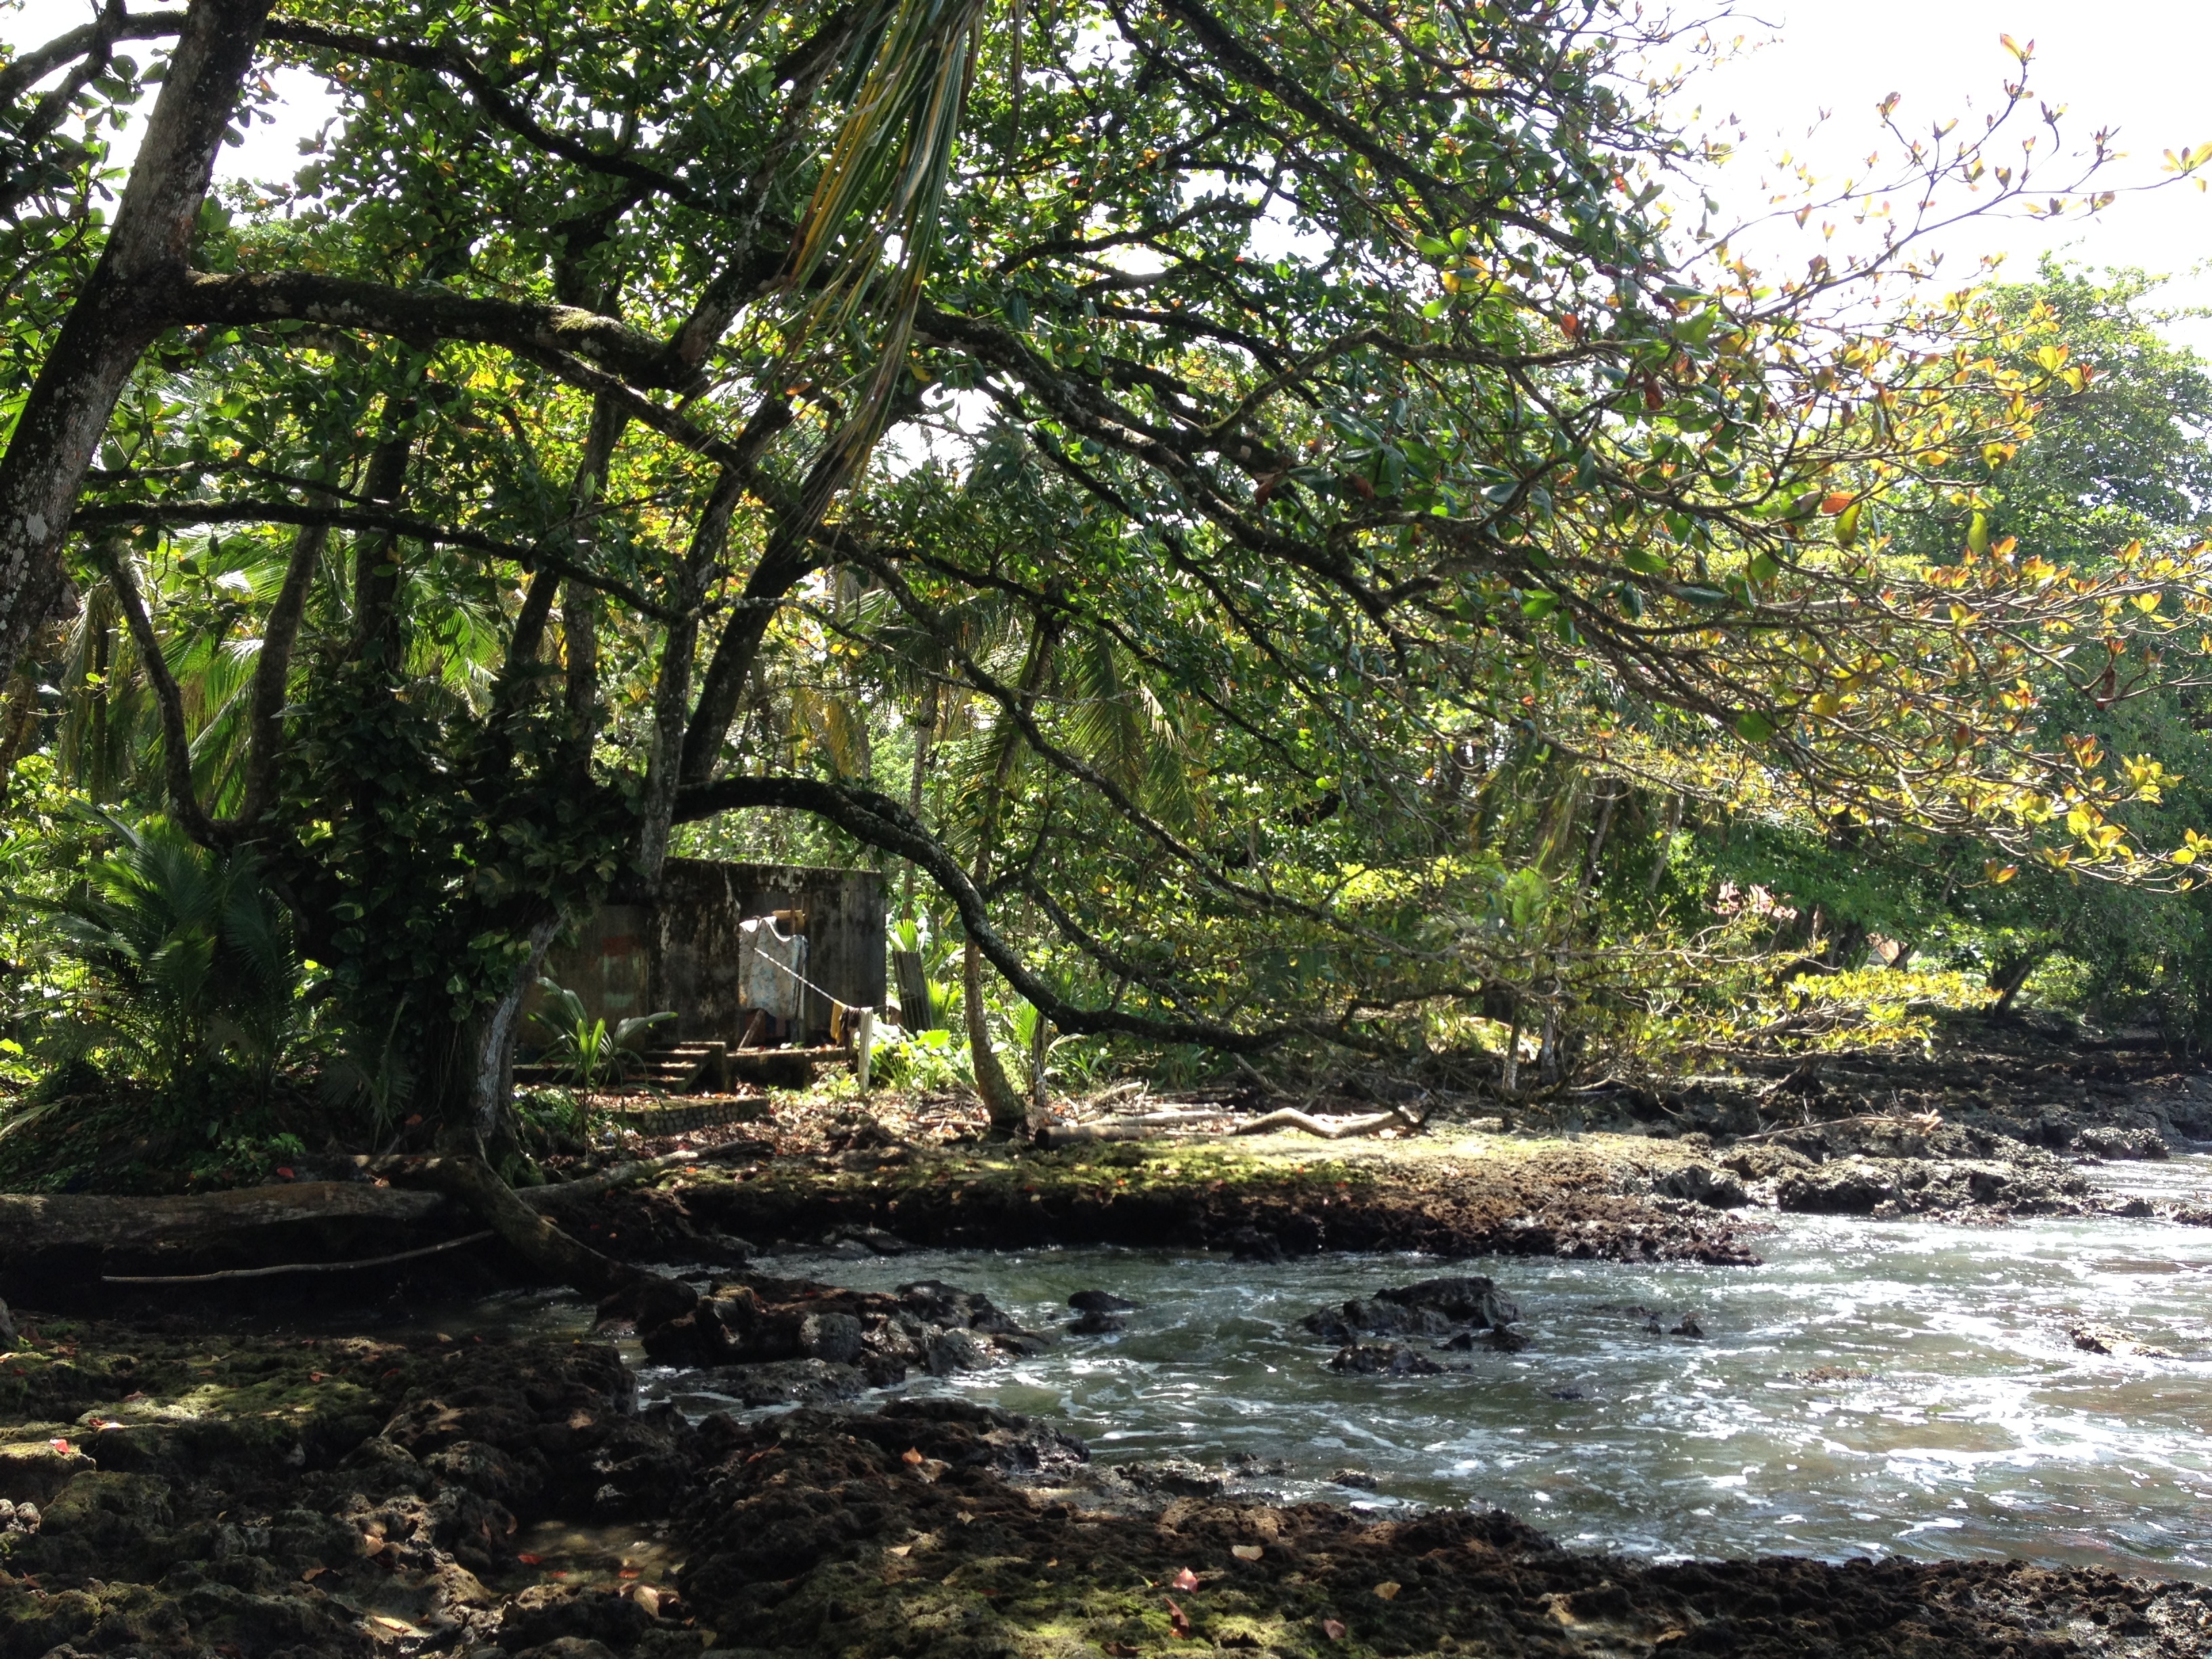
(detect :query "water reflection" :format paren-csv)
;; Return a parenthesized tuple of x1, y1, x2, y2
(644, 1155, 2212, 1580)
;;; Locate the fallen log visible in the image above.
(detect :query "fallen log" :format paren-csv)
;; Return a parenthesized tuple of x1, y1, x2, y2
(1231, 1107, 1415, 1140)
(1038, 1106, 1237, 1143)
(0, 1179, 447, 1260)
(0, 1149, 701, 1266)
(0, 1152, 710, 1322)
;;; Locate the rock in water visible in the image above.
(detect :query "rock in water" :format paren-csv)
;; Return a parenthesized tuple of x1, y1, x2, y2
(1069, 1289, 1139, 1312)
(1328, 1343, 1446, 1376)
(1067, 1310, 1127, 1335)
(1302, 1276, 1519, 1345)
(2071, 1325, 2177, 1359)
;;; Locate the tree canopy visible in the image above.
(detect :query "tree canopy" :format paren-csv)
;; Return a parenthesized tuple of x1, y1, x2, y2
(4, 0, 2210, 1142)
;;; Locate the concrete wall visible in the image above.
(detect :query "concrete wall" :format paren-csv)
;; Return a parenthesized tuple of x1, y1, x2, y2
(528, 860, 886, 1048)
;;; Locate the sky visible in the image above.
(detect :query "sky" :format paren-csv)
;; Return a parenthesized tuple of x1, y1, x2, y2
(1671, 3, 2212, 346)
(5, 0, 2211, 341)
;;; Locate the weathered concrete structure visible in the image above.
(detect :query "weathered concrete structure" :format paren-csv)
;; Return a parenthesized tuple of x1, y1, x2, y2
(529, 860, 886, 1048)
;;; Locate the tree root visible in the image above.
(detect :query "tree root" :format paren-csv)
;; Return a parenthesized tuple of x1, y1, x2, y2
(102, 1231, 497, 1284)
(380, 1153, 697, 1324)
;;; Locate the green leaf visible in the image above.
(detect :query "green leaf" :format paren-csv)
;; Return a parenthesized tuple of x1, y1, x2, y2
(1734, 710, 1776, 743)
(1967, 511, 1990, 556)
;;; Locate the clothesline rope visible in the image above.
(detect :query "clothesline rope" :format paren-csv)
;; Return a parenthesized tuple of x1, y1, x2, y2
(748, 942, 852, 1015)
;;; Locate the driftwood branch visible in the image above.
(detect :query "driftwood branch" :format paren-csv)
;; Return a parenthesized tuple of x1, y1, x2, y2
(1231, 1107, 1418, 1139)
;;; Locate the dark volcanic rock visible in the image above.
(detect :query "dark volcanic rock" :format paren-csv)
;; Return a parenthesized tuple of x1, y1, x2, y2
(1654, 1163, 1750, 1208)
(2078, 1124, 2170, 1160)
(1328, 1342, 1447, 1376)
(1069, 1289, 1139, 1312)
(638, 1270, 1044, 1390)
(1303, 1275, 1519, 1345)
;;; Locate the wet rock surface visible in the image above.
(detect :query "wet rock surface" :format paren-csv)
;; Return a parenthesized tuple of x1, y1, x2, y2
(663, 1401, 2212, 1659)
(3, 1305, 2211, 1657)
(1302, 1275, 1519, 1341)
(634, 1272, 1045, 1389)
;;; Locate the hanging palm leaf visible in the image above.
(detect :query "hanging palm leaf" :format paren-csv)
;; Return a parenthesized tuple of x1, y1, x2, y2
(781, 0, 988, 521)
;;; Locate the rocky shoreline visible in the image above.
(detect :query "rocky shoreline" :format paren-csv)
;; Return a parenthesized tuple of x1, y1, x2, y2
(4, 1309, 2209, 1659)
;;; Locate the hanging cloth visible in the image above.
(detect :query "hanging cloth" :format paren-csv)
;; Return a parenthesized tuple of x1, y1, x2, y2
(737, 914, 808, 1024)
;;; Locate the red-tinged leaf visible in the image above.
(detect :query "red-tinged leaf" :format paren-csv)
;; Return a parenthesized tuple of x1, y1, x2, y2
(619, 1568, 642, 1579)
(1322, 1618, 1348, 1641)
(275, 1166, 295, 1180)
(49, 1438, 70, 1455)
(516, 1553, 542, 1565)
(308, 1372, 325, 1382)
(1166, 1597, 1192, 1639)
(1170, 1568, 1201, 1591)
(902, 1446, 925, 1465)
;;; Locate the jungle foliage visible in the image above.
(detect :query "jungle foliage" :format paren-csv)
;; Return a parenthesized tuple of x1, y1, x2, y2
(1, 0, 2210, 1149)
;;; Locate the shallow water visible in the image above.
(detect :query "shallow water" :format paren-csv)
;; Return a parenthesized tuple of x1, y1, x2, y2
(641, 1154, 2212, 1581)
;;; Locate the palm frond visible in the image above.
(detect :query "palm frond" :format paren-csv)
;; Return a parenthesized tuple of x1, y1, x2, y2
(783, 0, 987, 512)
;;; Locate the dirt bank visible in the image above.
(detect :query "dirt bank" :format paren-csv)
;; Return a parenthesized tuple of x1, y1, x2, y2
(4, 1313, 2207, 1659)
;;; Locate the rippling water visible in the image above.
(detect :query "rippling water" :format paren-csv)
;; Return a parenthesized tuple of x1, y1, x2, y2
(642, 1153, 2212, 1580)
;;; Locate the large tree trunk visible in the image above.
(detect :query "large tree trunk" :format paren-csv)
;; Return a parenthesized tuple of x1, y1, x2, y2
(0, 0, 274, 689)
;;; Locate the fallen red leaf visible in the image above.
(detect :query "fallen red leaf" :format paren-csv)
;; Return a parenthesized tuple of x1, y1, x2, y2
(1322, 1618, 1347, 1641)
(618, 1568, 642, 1579)
(516, 1553, 542, 1565)
(48, 1438, 70, 1455)
(1170, 1567, 1200, 1591)
(901, 1447, 924, 1465)
(1165, 1598, 1192, 1639)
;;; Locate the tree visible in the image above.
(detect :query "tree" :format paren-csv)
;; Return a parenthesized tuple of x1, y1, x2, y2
(3, 1, 2207, 1143)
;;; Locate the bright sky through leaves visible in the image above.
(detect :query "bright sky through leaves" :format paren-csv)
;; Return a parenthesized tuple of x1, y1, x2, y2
(1678, 1, 2212, 348)
(6, 0, 2210, 344)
